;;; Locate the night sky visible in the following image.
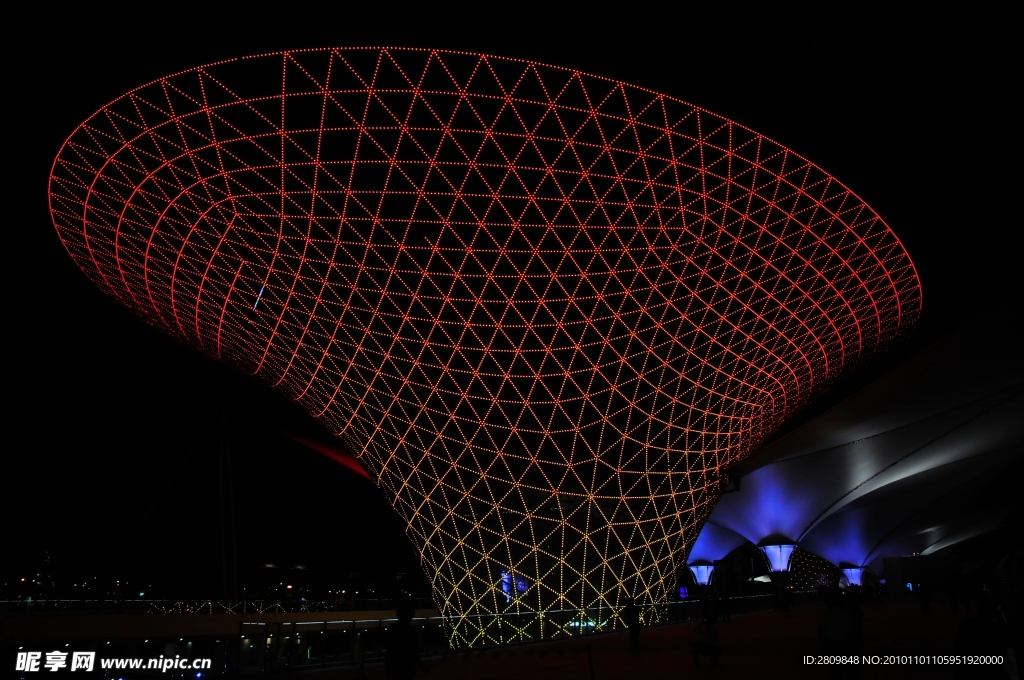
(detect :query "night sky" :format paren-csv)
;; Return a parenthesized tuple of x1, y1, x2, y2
(6, 6, 1017, 599)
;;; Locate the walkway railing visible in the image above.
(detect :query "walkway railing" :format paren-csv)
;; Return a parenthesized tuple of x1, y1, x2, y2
(3, 592, 818, 675)
(0, 597, 434, 615)
(239, 592, 815, 672)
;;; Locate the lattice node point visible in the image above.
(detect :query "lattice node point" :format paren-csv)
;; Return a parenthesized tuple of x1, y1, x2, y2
(48, 48, 921, 646)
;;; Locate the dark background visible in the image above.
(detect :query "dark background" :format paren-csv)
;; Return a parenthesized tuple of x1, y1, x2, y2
(4, 5, 1018, 600)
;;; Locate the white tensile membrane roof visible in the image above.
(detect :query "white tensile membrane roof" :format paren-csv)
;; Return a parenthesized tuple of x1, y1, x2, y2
(690, 314, 1023, 575)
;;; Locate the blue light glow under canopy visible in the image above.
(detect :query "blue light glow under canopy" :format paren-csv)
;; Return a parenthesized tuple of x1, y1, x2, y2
(688, 521, 750, 564)
(842, 567, 866, 586)
(499, 571, 530, 603)
(689, 564, 714, 586)
(678, 586, 689, 599)
(760, 544, 796, 572)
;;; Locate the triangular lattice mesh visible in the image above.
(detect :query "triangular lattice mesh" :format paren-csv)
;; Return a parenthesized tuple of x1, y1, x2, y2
(49, 48, 920, 646)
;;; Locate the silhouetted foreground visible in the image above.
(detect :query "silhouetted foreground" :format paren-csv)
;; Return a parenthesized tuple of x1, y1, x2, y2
(384, 602, 430, 680)
(311, 600, 1009, 679)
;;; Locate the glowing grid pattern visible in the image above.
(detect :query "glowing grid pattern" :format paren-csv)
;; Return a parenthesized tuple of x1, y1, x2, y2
(47, 48, 921, 645)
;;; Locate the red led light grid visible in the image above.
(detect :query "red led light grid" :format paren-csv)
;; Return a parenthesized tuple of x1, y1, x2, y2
(48, 48, 921, 645)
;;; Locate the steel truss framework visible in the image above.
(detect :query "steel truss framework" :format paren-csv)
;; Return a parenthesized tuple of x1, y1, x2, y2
(49, 48, 921, 645)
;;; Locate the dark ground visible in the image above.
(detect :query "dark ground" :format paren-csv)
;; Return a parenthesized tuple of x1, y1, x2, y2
(318, 599, 993, 680)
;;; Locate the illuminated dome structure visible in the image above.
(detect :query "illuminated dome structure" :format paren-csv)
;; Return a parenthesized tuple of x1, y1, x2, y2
(48, 48, 921, 645)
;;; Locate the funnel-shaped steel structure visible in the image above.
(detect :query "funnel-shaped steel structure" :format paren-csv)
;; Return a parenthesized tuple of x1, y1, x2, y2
(49, 48, 920, 645)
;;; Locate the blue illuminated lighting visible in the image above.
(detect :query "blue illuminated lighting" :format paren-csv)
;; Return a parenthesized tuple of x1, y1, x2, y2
(678, 586, 689, 600)
(841, 567, 866, 586)
(796, 509, 878, 571)
(253, 284, 266, 311)
(689, 564, 714, 586)
(906, 582, 913, 592)
(568, 620, 596, 628)
(709, 466, 815, 548)
(500, 571, 512, 602)
(499, 571, 530, 603)
(760, 544, 796, 572)
(688, 521, 750, 563)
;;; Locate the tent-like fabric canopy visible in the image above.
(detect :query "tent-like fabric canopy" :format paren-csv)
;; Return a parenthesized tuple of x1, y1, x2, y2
(694, 316, 1023, 574)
